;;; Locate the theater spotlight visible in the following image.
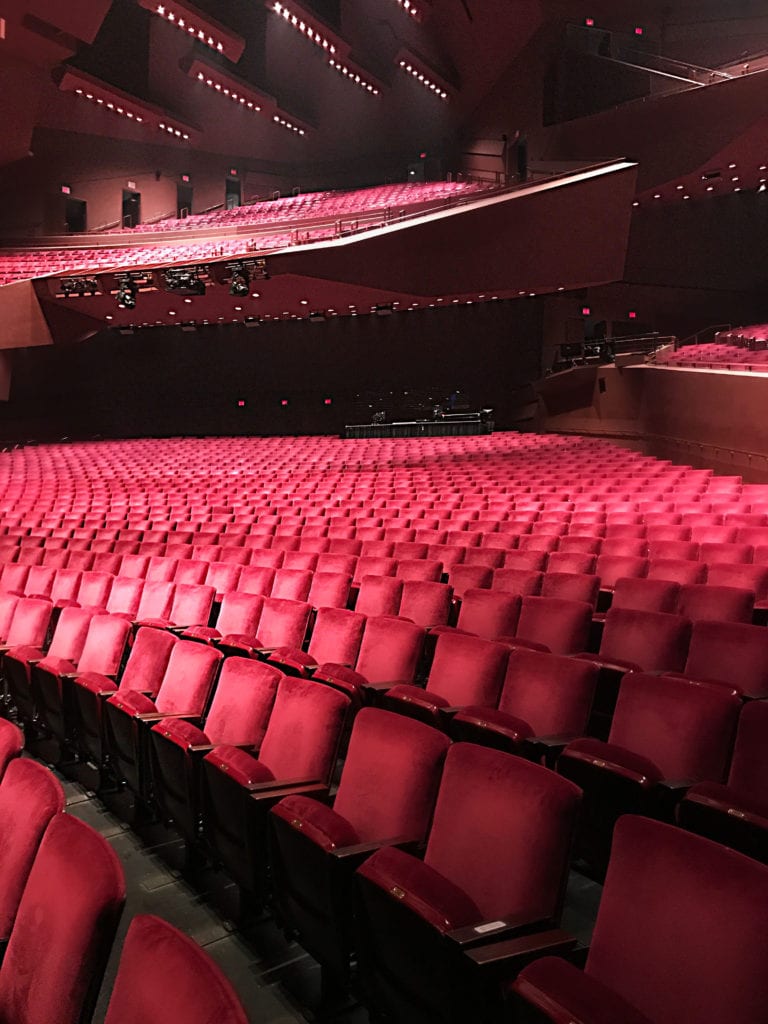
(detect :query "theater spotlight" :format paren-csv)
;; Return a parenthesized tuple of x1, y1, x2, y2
(117, 280, 137, 309)
(229, 268, 250, 297)
(164, 267, 207, 295)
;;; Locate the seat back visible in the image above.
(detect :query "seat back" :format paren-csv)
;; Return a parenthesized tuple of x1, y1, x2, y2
(0, 814, 125, 1024)
(103, 915, 248, 1024)
(237, 565, 276, 597)
(586, 816, 768, 1024)
(600, 608, 691, 672)
(306, 572, 352, 610)
(0, 720, 23, 780)
(76, 571, 113, 609)
(355, 616, 424, 685)
(424, 744, 580, 922)
(256, 598, 312, 650)
(456, 589, 521, 641)
(76, 614, 133, 676)
(202, 658, 281, 747)
(608, 673, 740, 781)
(398, 580, 452, 629)
(258, 676, 350, 783)
(498, 647, 598, 737)
(45, 605, 97, 662)
(610, 576, 680, 614)
(271, 568, 312, 602)
(540, 572, 600, 608)
(307, 608, 366, 667)
(106, 577, 144, 617)
(167, 583, 215, 627)
(0, 759, 64, 940)
(118, 626, 177, 695)
(136, 581, 175, 621)
(155, 640, 223, 716)
(677, 583, 754, 624)
(356, 575, 403, 618)
(6, 598, 52, 649)
(647, 557, 708, 585)
(684, 619, 768, 696)
(213, 592, 264, 638)
(332, 709, 450, 842)
(726, 700, 768, 794)
(515, 596, 592, 655)
(427, 632, 509, 707)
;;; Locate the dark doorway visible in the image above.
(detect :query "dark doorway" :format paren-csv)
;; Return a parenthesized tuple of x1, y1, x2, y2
(177, 184, 193, 219)
(225, 177, 242, 210)
(65, 198, 87, 233)
(122, 190, 141, 228)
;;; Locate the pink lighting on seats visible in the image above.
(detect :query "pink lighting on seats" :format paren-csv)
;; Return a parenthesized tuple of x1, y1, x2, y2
(138, 0, 245, 60)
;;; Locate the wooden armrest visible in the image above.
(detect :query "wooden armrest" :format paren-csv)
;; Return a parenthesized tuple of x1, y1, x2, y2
(331, 834, 420, 863)
(447, 915, 550, 949)
(249, 781, 328, 802)
(137, 712, 199, 725)
(466, 929, 580, 977)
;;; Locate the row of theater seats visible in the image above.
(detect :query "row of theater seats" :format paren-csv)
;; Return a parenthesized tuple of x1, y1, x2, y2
(0, 719, 248, 1024)
(4, 616, 766, 1023)
(0, 182, 483, 284)
(1, 435, 768, 1021)
(656, 340, 768, 371)
(123, 180, 483, 233)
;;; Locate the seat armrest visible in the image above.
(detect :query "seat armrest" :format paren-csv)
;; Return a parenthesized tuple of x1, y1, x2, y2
(331, 835, 421, 866)
(249, 781, 328, 803)
(136, 712, 200, 725)
(447, 916, 551, 949)
(465, 929, 581, 978)
(188, 742, 256, 755)
(523, 734, 579, 767)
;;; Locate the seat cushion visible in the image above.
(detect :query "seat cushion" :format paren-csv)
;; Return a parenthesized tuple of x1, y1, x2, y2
(150, 717, 209, 749)
(357, 845, 481, 934)
(202, 744, 275, 786)
(514, 956, 653, 1024)
(561, 738, 663, 786)
(271, 794, 360, 851)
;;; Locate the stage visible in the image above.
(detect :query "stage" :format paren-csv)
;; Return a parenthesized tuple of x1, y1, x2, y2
(343, 414, 494, 439)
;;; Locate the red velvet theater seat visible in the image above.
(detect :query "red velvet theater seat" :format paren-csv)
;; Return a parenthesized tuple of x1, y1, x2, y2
(678, 700, 768, 863)
(354, 743, 581, 1024)
(398, 580, 453, 629)
(540, 571, 601, 609)
(513, 596, 593, 656)
(104, 639, 223, 802)
(0, 813, 125, 1024)
(70, 626, 176, 771)
(0, 720, 23, 781)
(33, 612, 132, 750)
(268, 607, 365, 678)
(557, 672, 741, 875)
(383, 631, 509, 727)
(355, 574, 403, 618)
(451, 588, 521, 641)
(268, 708, 450, 996)
(683, 619, 768, 698)
(511, 816, 768, 1024)
(103, 915, 248, 1024)
(676, 583, 754, 624)
(0, 759, 64, 948)
(200, 675, 350, 904)
(182, 590, 264, 647)
(149, 658, 281, 845)
(4, 604, 97, 731)
(452, 647, 598, 762)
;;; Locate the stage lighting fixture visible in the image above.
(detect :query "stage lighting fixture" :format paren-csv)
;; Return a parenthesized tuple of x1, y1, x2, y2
(60, 276, 100, 297)
(117, 281, 137, 309)
(164, 267, 207, 295)
(229, 269, 250, 297)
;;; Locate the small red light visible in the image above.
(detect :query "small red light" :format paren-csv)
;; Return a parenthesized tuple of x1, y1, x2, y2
(237, 400, 245, 407)
(229, 168, 238, 177)
(281, 399, 289, 406)
(634, 26, 643, 35)
(628, 311, 637, 319)
(324, 398, 333, 406)
(182, 174, 190, 183)
(581, 306, 591, 316)
(419, 152, 427, 159)
(61, 185, 71, 195)
(585, 17, 594, 27)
